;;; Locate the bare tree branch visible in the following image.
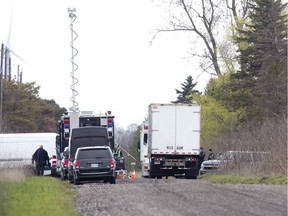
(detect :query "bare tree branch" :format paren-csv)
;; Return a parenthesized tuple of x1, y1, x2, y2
(151, 0, 226, 76)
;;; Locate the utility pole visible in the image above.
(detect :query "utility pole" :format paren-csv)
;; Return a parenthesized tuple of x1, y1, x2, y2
(0, 43, 4, 120)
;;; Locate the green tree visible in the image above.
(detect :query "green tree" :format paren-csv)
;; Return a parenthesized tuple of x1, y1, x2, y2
(174, 75, 200, 103)
(1, 81, 66, 133)
(193, 94, 240, 143)
(127, 126, 141, 171)
(232, 0, 287, 121)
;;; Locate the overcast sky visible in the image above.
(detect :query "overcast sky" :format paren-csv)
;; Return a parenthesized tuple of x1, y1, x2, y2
(0, 0, 211, 128)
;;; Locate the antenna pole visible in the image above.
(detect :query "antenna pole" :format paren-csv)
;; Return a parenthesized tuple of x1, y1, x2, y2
(68, 8, 79, 112)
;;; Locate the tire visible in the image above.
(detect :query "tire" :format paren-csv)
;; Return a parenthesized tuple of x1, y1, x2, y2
(60, 169, 67, 181)
(68, 170, 73, 182)
(109, 177, 116, 184)
(51, 168, 57, 177)
(149, 162, 157, 178)
(73, 173, 80, 185)
(185, 172, 198, 180)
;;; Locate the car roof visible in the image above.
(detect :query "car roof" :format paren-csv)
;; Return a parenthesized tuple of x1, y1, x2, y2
(77, 146, 110, 151)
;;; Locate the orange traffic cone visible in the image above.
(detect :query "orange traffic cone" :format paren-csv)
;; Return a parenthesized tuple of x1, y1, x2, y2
(130, 169, 136, 179)
(116, 171, 121, 179)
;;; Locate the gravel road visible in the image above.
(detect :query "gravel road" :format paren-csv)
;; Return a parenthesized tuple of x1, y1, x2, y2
(73, 178, 287, 216)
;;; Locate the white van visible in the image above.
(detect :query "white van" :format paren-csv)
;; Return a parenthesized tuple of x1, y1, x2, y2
(0, 133, 60, 176)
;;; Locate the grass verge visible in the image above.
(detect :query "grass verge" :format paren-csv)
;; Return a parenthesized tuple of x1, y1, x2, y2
(199, 173, 288, 185)
(0, 176, 79, 216)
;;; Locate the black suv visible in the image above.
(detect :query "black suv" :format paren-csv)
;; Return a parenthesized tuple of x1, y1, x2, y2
(72, 146, 116, 185)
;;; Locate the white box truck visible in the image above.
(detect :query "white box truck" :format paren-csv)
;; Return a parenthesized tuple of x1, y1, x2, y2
(140, 121, 149, 177)
(146, 103, 201, 179)
(0, 133, 60, 176)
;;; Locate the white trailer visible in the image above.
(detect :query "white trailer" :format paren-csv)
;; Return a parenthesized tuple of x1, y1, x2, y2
(140, 121, 149, 177)
(146, 103, 201, 179)
(0, 133, 60, 176)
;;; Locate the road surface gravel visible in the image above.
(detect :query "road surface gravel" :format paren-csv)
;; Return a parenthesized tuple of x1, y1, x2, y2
(73, 178, 287, 216)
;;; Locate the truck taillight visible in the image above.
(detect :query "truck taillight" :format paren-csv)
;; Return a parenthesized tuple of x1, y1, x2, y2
(110, 159, 115, 168)
(185, 157, 198, 161)
(75, 160, 80, 169)
(63, 117, 70, 139)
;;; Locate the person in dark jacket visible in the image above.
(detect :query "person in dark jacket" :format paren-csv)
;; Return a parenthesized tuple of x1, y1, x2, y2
(198, 147, 206, 171)
(32, 145, 49, 176)
(208, 149, 215, 160)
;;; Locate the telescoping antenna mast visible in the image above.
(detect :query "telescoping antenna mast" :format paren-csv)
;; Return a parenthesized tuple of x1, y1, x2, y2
(68, 8, 79, 112)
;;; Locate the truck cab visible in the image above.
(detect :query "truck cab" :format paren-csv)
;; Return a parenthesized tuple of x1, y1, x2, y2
(140, 121, 149, 177)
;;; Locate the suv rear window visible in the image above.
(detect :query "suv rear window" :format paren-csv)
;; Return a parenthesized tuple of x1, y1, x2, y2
(77, 149, 111, 159)
(71, 137, 109, 155)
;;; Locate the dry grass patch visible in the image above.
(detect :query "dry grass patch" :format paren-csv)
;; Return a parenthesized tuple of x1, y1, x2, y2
(0, 168, 28, 183)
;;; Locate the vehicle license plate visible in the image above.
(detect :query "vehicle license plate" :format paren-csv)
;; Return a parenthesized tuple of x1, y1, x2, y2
(91, 164, 98, 168)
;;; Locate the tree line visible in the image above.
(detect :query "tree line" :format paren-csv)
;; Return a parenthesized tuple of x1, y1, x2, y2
(171, 0, 287, 144)
(127, 0, 287, 175)
(0, 0, 286, 175)
(0, 80, 66, 133)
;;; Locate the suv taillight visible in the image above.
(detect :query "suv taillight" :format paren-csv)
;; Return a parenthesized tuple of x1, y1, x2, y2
(110, 159, 115, 168)
(75, 160, 80, 169)
(63, 159, 68, 167)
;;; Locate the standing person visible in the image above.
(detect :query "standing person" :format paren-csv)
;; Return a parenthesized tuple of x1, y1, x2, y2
(114, 144, 123, 157)
(208, 149, 215, 160)
(198, 147, 206, 171)
(116, 146, 123, 157)
(32, 145, 49, 176)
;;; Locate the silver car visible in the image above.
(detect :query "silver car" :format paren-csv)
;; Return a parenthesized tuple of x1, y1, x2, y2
(200, 151, 267, 174)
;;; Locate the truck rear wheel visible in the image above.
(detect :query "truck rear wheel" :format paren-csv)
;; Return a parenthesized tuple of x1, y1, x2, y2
(149, 162, 158, 178)
(185, 173, 197, 179)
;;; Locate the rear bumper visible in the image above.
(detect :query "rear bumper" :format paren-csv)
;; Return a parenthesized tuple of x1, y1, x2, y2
(75, 169, 115, 180)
